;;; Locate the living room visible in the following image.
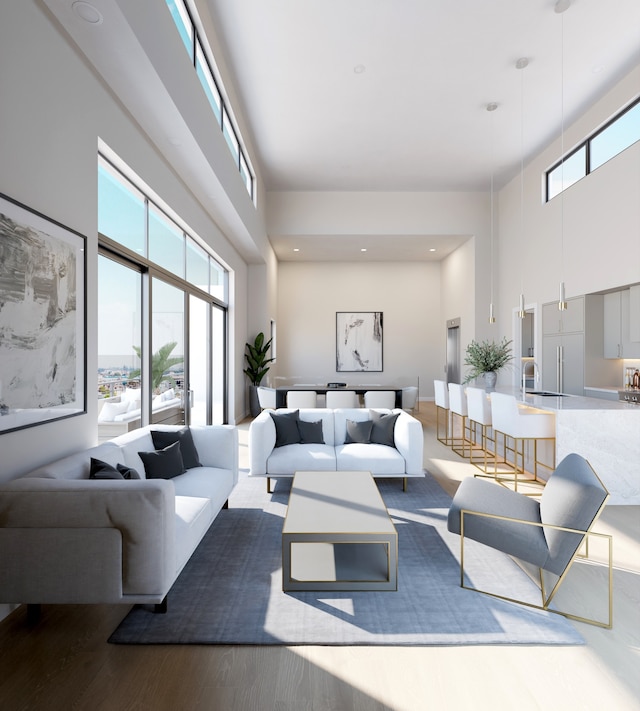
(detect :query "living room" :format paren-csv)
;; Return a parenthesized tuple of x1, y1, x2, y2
(1, 0, 639, 708)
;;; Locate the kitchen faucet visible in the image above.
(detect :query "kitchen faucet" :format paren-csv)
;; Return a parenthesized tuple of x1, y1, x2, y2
(522, 361, 540, 398)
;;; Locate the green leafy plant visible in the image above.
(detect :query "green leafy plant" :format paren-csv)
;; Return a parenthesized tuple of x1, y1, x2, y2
(462, 337, 513, 384)
(130, 341, 183, 392)
(243, 332, 274, 386)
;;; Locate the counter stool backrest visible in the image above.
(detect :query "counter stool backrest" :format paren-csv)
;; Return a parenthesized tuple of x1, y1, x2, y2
(447, 383, 467, 416)
(434, 380, 449, 409)
(466, 387, 492, 426)
(489, 392, 520, 434)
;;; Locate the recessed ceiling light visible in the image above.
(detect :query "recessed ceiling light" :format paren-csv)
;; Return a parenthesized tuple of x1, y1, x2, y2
(72, 1, 104, 24)
(293, 248, 300, 252)
(354, 65, 366, 74)
(360, 248, 367, 252)
(486, 102, 498, 112)
(554, 0, 571, 14)
(515, 57, 529, 70)
(429, 248, 436, 252)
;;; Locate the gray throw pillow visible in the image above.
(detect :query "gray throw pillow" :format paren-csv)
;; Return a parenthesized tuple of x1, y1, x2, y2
(370, 411, 399, 447)
(117, 463, 139, 480)
(89, 457, 125, 480)
(345, 419, 373, 444)
(151, 427, 202, 470)
(138, 441, 186, 479)
(270, 410, 301, 447)
(298, 419, 324, 444)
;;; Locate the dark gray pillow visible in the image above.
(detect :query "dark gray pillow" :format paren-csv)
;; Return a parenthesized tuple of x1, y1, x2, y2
(298, 419, 324, 444)
(117, 463, 139, 480)
(270, 410, 301, 447)
(89, 457, 124, 480)
(345, 419, 373, 444)
(151, 427, 201, 470)
(370, 411, 399, 447)
(138, 441, 185, 479)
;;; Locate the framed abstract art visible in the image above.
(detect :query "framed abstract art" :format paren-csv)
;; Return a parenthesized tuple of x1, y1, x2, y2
(336, 312, 383, 372)
(0, 193, 86, 434)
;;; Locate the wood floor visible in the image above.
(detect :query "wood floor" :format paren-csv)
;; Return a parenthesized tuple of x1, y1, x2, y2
(1, 403, 638, 711)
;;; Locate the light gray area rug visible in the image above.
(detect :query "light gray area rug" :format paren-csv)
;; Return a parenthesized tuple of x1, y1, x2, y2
(109, 472, 584, 646)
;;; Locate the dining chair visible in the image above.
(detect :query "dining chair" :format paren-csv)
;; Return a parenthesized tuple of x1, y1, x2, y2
(326, 390, 359, 408)
(256, 386, 276, 410)
(363, 390, 396, 409)
(286, 390, 318, 408)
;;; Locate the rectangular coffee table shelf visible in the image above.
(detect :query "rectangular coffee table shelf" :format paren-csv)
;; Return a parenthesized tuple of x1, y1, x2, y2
(282, 471, 398, 592)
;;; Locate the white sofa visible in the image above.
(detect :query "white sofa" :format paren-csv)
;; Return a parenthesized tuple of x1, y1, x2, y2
(97, 389, 183, 441)
(249, 408, 424, 491)
(0, 424, 238, 613)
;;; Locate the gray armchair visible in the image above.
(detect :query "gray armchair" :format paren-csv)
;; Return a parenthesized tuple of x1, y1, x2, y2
(447, 453, 612, 628)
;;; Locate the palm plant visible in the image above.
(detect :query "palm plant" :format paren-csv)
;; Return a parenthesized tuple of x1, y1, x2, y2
(130, 341, 183, 392)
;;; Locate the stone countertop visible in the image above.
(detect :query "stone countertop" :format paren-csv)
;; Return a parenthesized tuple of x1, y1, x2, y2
(497, 387, 639, 412)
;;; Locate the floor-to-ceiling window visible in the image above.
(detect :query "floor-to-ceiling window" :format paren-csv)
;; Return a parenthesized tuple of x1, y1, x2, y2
(97, 153, 229, 440)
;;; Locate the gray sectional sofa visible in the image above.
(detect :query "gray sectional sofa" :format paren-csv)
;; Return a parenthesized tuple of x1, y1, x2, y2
(0, 424, 238, 612)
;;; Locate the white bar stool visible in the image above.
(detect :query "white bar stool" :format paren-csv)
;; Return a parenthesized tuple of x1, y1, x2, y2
(490, 392, 556, 493)
(465, 386, 497, 473)
(448, 383, 471, 458)
(433, 380, 452, 446)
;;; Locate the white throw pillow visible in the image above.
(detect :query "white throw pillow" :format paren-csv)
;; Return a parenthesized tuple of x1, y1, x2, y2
(122, 387, 141, 403)
(98, 400, 129, 422)
(152, 394, 165, 410)
(126, 397, 141, 412)
(162, 388, 175, 401)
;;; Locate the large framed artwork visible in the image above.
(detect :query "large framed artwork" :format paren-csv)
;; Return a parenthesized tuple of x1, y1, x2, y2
(0, 193, 87, 434)
(336, 312, 383, 372)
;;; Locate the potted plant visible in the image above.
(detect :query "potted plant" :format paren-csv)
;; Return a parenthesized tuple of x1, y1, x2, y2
(462, 337, 513, 391)
(244, 332, 274, 416)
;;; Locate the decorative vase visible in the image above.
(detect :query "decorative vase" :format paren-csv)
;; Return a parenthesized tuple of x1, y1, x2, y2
(248, 385, 261, 417)
(484, 371, 497, 392)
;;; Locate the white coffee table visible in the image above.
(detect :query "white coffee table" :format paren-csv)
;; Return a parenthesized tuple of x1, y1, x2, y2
(282, 470, 398, 591)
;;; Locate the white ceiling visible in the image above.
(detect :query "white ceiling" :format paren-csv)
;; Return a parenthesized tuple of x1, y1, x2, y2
(207, 0, 640, 194)
(41, 0, 640, 263)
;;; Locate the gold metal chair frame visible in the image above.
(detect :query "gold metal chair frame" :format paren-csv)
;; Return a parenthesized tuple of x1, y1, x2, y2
(436, 404, 453, 446)
(450, 411, 469, 458)
(473, 429, 555, 495)
(459, 507, 613, 629)
(467, 419, 498, 471)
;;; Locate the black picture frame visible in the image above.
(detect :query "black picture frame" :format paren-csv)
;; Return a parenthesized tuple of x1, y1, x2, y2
(336, 312, 383, 372)
(0, 193, 87, 434)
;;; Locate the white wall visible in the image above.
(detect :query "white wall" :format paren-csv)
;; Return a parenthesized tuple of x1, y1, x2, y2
(0, 1, 254, 479)
(275, 261, 440, 397)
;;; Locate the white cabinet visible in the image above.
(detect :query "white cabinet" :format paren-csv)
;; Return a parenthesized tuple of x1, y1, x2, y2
(604, 289, 640, 359)
(542, 333, 585, 395)
(543, 297, 584, 335)
(542, 296, 585, 395)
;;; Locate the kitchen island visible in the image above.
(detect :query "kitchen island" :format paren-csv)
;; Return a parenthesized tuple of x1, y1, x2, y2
(499, 388, 640, 505)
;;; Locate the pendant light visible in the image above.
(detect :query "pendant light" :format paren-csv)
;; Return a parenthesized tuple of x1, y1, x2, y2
(516, 57, 529, 319)
(556, 0, 570, 310)
(487, 101, 498, 324)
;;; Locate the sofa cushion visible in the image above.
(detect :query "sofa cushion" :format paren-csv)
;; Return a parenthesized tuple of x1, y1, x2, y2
(298, 419, 325, 444)
(151, 427, 202, 470)
(90, 457, 126, 480)
(267, 444, 336, 474)
(270, 410, 301, 447)
(335, 443, 407, 474)
(139, 441, 186, 479)
(345, 419, 373, 443)
(370, 411, 400, 447)
(98, 400, 129, 422)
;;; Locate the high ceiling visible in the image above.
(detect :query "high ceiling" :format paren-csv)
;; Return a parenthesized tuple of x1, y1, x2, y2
(206, 0, 640, 193)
